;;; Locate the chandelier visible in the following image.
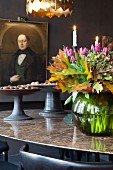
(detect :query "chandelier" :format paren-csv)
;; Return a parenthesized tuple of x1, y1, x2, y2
(26, 0, 73, 18)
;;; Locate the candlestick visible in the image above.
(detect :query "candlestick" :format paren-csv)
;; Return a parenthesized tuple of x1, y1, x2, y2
(73, 25, 77, 47)
(95, 36, 99, 45)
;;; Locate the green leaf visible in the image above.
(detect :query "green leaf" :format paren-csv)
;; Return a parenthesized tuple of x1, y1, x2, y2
(64, 95, 72, 105)
(85, 93, 89, 99)
(70, 63, 82, 71)
(72, 91, 78, 103)
(104, 75, 112, 81)
(93, 82, 103, 93)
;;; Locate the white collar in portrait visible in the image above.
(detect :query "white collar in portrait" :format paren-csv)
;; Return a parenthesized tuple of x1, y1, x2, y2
(18, 54, 26, 65)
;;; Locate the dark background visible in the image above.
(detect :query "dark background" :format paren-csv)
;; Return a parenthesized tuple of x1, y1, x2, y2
(0, 0, 113, 103)
(1, 0, 113, 60)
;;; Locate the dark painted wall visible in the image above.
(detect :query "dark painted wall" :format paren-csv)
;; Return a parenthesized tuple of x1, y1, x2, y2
(0, 0, 113, 102)
(1, 0, 113, 59)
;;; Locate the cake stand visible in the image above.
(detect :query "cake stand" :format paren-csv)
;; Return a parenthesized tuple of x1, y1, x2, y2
(31, 84, 67, 118)
(0, 88, 40, 121)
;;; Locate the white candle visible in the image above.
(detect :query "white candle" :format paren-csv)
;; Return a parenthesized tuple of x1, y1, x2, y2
(95, 36, 99, 45)
(73, 25, 77, 47)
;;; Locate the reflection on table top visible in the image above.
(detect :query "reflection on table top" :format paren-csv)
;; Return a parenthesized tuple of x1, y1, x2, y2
(0, 109, 113, 155)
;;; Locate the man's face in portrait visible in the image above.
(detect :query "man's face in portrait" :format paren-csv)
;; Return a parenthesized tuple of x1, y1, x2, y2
(17, 34, 28, 50)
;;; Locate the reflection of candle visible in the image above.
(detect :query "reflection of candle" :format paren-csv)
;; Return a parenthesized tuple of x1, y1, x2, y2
(73, 25, 77, 47)
(95, 36, 99, 45)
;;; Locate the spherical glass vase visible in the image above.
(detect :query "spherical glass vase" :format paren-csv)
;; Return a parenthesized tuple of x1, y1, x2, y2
(72, 92, 113, 136)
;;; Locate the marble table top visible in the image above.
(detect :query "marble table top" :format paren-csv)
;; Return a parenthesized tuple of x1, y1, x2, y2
(0, 110, 113, 155)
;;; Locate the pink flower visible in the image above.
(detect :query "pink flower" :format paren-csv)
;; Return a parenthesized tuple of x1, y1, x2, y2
(63, 46, 69, 53)
(67, 49, 73, 56)
(63, 46, 74, 57)
(94, 43, 101, 52)
(91, 44, 95, 51)
(71, 55, 76, 62)
(63, 46, 76, 62)
(79, 47, 87, 55)
(103, 47, 108, 55)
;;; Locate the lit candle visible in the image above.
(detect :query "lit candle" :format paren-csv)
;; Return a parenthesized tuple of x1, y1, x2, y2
(95, 36, 99, 45)
(73, 25, 77, 47)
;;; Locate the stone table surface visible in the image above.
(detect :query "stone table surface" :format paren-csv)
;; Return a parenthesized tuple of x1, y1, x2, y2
(0, 109, 113, 155)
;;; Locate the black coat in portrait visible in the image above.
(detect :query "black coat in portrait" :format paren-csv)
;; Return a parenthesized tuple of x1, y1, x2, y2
(8, 47, 38, 85)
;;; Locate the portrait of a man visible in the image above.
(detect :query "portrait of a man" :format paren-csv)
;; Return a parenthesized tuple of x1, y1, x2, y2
(0, 19, 48, 86)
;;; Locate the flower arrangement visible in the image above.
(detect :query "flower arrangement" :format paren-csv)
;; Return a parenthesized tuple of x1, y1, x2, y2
(47, 43, 113, 95)
(47, 42, 113, 135)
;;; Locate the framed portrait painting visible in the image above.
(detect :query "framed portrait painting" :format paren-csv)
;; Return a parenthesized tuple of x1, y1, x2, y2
(0, 19, 48, 86)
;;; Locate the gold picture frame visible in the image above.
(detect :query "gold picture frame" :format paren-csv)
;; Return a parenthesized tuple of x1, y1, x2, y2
(0, 19, 48, 85)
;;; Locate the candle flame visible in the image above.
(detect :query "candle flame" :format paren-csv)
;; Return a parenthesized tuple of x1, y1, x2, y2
(95, 36, 99, 42)
(73, 25, 76, 31)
